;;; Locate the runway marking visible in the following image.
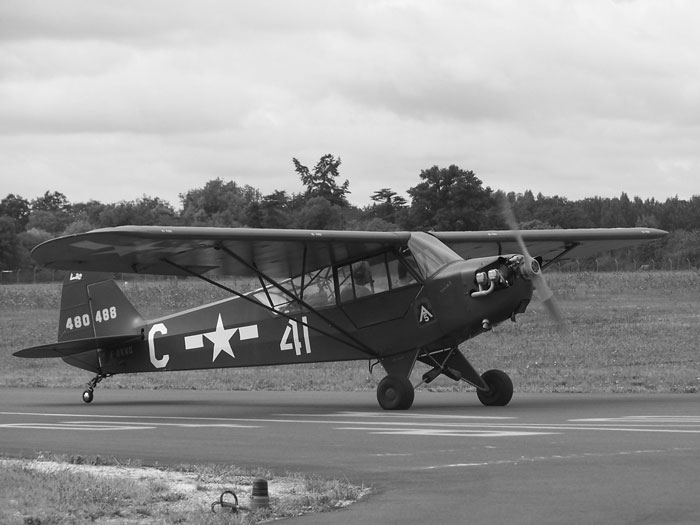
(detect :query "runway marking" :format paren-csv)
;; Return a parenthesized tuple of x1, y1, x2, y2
(0, 422, 155, 431)
(280, 412, 516, 420)
(336, 427, 557, 437)
(63, 421, 262, 429)
(423, 448, 678, 470)
(571, 416, 700, 424)
(0, 418, 260, 431)
(2, 411, 700, 437)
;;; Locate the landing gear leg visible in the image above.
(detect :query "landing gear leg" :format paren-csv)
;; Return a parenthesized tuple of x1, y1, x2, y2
(82, 373, 111, 404)
(417, 347, 514, 407)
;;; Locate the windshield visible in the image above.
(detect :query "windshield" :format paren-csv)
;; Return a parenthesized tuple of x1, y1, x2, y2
(407, 232, 463, 278)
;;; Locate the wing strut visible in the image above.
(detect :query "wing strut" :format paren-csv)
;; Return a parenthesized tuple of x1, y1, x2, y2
(215, 243, 383, 358)
(540, 242, 579, 270)
(162, 257, 381, 360)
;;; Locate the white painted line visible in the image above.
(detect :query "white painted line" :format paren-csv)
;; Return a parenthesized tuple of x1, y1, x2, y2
(0, 423, 154, 431)
(337, 427, 558, 438)
(423, 449, 674, 470)
(280, 412, 516, 420)
(64, 421, 261, 429)
(571, 416, 700, 424)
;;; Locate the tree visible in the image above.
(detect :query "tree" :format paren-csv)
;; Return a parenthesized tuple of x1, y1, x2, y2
(256, 190, 293, 228)
(0, 194, 31, 230)
(405, 165, 494, 230)
(180, 179, 261, 226)
(17, 228, 53, 270)
(369, 188, 407, 224)
(31, 191, 69, 212)
(26, 191, 72, 234)
(530, 194, 593, 229)
(98, 196, 177, 227)
(26, 210, 71, 235)
(293, 196, 344, 230)
(70, 200, 107, 228)
(293, 154, 350, 207)
(0, 216, 21, 270)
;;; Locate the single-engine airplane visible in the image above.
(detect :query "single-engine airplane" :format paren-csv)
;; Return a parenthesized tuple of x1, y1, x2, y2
(15, 224, 666, 409)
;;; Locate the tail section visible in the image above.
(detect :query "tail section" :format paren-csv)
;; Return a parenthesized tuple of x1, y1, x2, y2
(15, 272, 144, 366)
(58, 271, 144, 342)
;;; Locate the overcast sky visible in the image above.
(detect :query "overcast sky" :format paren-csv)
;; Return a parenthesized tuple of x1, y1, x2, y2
(1, 0, 698, 210)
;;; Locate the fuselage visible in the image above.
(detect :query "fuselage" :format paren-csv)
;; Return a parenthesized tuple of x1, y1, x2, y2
(64, 250, 534, 376)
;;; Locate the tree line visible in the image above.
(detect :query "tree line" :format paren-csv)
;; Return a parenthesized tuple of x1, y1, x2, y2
(1, 154, 698, 278)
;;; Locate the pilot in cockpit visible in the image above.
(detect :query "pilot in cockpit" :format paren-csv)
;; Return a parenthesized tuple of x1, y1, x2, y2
(341, 261, 373, 301)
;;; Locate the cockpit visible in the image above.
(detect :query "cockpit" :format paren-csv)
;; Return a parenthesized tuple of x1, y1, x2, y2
(251, 242, 427, 314)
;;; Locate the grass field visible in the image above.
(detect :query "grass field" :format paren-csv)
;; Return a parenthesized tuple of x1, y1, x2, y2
(1, 271, 699, 395)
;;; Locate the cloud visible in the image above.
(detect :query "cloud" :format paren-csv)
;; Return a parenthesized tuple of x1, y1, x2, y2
(1, 0, 699, 209)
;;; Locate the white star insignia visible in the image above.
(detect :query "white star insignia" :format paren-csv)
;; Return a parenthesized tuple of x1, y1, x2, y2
(204, 314, 239, 361)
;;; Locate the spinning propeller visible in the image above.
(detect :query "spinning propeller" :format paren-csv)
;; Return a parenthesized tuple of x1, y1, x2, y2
(500, 199, 569, 334)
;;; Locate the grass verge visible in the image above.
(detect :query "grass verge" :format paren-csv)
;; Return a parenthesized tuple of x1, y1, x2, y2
(0, 453, 369, 525)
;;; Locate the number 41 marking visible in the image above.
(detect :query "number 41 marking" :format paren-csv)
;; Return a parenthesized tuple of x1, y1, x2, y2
(280, 316, 311, 356)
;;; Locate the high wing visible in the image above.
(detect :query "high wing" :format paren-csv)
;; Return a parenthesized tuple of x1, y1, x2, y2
(31, 226, 411, 278)
(433, 227, 667, 268)
(32, 226, 667, 278)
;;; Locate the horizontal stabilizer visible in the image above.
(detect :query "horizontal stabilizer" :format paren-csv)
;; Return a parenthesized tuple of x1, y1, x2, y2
(13, 335, 142, 359)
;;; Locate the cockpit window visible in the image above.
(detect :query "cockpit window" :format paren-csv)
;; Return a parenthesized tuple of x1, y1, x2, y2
(337, 251, 419, 303)
(407, 232, 462, 278)
(252, 247, 425, 310)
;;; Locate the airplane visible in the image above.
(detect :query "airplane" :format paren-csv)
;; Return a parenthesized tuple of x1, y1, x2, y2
(14, 223, 666, 410)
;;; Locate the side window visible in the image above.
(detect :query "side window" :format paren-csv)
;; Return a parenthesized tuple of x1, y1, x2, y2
(337, 252, 418, 302)
(337, 261, 372, 302)
(298, 267, 336, 308)
(252, 267, 336, 314)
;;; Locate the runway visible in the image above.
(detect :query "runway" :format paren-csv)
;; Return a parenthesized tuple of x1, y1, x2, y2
(2, 388, 699, 524)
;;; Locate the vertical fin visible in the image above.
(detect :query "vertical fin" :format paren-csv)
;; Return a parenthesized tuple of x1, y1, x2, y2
(58, 271, 143, 342)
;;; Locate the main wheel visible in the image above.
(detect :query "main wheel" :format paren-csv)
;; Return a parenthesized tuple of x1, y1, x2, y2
(377, 375, 415, 410)
(82, 389, 94, 403)
(476, 369, 513, 407)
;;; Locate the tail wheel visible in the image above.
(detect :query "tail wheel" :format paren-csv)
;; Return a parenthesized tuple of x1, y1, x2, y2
(82, 389, 94, 403)
(377, 375, 415, 410)
(477, 369, 513, 407)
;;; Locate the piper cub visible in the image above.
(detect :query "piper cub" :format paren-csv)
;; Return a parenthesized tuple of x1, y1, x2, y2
(15, 224, 665, 410)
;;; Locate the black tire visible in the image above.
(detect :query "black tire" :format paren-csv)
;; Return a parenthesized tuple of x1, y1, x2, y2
(476, 369, 513, 407)
(377, 375, 415, 410)
(82, 389, 94, 403)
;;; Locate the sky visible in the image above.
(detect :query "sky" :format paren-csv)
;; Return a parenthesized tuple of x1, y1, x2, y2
(1, 0, 699, 210)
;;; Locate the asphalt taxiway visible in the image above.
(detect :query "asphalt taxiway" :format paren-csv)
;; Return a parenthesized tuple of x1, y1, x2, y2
(1, 388, 699, 524)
